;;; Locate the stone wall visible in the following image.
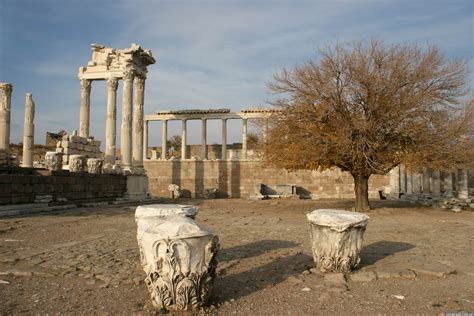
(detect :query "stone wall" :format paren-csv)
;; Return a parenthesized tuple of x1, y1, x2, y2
(144, 160, 392, 199)
(0, 166, 126, 205)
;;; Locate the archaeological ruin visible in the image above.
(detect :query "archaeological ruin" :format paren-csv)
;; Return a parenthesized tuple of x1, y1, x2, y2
(0, 42, 473, 314)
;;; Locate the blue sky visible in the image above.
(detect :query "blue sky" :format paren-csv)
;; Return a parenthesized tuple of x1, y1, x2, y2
(0, 0, 472, 148)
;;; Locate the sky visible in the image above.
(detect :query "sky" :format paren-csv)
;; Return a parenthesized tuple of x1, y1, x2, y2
(0, 0, 472, 148)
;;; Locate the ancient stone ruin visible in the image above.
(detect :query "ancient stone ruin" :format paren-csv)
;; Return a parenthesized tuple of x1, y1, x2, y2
(135, 204, 219, 311)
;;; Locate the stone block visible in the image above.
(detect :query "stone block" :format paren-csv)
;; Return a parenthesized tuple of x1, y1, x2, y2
(349, 271, 377, 282)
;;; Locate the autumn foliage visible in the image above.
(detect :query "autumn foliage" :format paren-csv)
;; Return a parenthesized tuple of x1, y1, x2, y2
(264, 39, 472, 211)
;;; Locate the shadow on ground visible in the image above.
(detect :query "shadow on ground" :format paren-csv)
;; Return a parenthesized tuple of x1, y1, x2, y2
(359, 240, 415, 267)
(219, 239, 299, 262)
(212, 252, 313, 302)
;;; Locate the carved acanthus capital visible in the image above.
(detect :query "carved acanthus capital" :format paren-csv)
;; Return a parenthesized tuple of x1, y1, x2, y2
(134, 76, 145, 90)
(0, 83, 13, 98)
(123, 69, 135, 82)
(107, 78, 119, 91)
(80, 79, 92, 92)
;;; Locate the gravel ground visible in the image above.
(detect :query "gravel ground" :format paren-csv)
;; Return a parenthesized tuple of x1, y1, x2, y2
(1, 198, 473, 315)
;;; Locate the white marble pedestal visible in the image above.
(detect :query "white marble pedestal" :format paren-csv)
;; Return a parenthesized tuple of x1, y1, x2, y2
(307, 209, 369, 272)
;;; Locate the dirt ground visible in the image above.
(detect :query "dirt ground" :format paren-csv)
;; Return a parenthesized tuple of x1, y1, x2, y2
(1, 198, 473, 315)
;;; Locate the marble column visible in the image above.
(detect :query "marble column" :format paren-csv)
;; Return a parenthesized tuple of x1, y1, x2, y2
(162, 120, 168, 160)
(422, 168, 431, 195)
(443, 172, 453, 197)
(79, 79, 92, 138)
(458, 169, 469, 199)
(413, 172, 421, 194)
(431, 170, 441, 196)
(120, 70, 134, 168)
(242, 118, 248, 160)
(181, 119, 187, 160)
(133, 76, 145, 167)
(202, 119, 207, 160)
(22, 93, 35, 168)
(399, 164, 406, 193)
(105, 78, 118, 165)
(221, 119, 227, 160)
(406, 171, 413, 194)
(0, 83, 12, 151)
(143, 120, 149, 160)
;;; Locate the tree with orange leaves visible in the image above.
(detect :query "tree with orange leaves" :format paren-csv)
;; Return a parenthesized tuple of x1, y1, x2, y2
(265, 39, 472, 211)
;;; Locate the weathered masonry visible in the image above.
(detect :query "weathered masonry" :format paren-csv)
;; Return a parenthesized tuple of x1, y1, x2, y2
(78, 43, 155, 170)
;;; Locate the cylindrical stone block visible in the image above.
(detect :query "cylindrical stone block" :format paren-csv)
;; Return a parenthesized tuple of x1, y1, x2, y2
(0, 83, 13, 151)
(307, 209, 369, 273)
(221, 119, 227, 160)
(133, 76, 145, 167)
(22, 93, 35, 168)
(79, 79, 92, 138)
(458, 169, 469, 199)
(121, 70, 134, 168)
(105, 78, 118, 165)
(444, 172, 453, 197)
(432, 170, 441, 196)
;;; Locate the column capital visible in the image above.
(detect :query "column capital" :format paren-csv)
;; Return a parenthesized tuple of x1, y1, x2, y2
(107, 78, 119, 91)
(134, 76, 145, 85)
(80, 79, 92, 91)
(123, 69, 135, 82)
(0, 83, 13, 96)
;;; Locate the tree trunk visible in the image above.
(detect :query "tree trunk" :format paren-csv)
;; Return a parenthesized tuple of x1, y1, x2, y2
(353, 174, 370, 212)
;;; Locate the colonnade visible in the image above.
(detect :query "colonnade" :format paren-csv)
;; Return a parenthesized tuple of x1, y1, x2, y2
(144, 109, 274, 160)
(78, 71, 146, 170)
(399, 166, 469, 199)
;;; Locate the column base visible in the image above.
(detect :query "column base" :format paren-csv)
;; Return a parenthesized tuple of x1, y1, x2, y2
(125, 174, 149, 200)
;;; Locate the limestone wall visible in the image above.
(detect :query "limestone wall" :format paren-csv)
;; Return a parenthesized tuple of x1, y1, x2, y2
(144, 160, 392, 199)
(0, 166, 126, 205)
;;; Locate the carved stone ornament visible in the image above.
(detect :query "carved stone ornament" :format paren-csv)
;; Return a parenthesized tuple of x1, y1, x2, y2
(87, 158, 103, 174)
(307, 209, 369, 273)
(123, 69, 135, 82)
(69, 154, 85, 172)
(135, 212, 219, 311)
(80, 79, 92, 92)
(107, 78, 119, 91)
(44, 151, 62, 171)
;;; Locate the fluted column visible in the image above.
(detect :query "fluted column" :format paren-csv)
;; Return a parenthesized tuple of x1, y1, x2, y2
(181, 119, 187, 160)
(79, 79, 92, 138)
(444, 172, 453, 197)
(242, 118, 248, 160)
(120, 70, 134, 168)
(105, 78, 118, 165)
(22, 93, 35, 168)
(0, 83, 12, 151)
(143, 120, 149, 160)
(162, 120, 168, 160)
(202, 119, 207, 160)
(221, 119, 227, 160)
(133, 76, 145, 167)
